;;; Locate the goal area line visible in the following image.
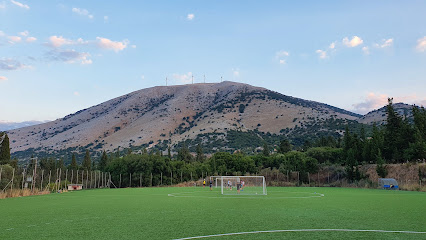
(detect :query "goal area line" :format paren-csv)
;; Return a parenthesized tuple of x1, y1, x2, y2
(174, 228, 426, 239)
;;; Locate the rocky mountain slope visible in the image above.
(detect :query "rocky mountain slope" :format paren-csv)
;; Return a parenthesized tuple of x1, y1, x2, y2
(358, 103, 414, 125)
(6, 81, 371, 159)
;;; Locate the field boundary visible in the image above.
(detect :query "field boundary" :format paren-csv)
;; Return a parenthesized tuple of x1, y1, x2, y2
(174, 228, 426, 239)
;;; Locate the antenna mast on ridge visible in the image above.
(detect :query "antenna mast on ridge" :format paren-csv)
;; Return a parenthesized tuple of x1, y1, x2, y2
(221, 76, 223, 82)
(166, 77, 168, 86)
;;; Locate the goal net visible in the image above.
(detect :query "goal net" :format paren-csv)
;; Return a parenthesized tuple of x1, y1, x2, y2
(220, 176, 266, 195)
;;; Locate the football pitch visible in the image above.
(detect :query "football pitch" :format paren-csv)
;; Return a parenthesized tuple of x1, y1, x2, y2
(1, 187, 425, 239)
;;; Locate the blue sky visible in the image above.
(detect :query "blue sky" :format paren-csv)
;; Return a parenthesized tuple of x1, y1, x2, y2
(1, 0, 425, 122)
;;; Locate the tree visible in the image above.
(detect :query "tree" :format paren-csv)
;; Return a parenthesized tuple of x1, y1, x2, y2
(70, 153, 78, 170)
(345, 148, 357, 182)
(82, 149, 91, 170)
(57, 158, 65, 170)
(278, 139, 291, 154)
(383, 98, 404, 162)
(238, 104, 246, 113)
(167, 146, 172, 160)
(177, 143, 193, 163)
(376, 149, 387, 178)
(262, 142, 270, 156)
(196, 144, 204, 162)
(99, 150, 108, 171)
(0, 132, 11, 165)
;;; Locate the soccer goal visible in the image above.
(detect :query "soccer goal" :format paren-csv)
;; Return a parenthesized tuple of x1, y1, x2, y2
(220, 176, 267, 195)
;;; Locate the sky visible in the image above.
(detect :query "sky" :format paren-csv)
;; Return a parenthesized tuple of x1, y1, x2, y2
(1, 0, 426, 122)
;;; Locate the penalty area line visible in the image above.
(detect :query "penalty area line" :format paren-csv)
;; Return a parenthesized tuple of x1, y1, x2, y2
(173, 229, 426, 239)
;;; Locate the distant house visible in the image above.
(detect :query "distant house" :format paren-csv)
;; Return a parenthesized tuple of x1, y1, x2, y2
(68, 184, 83, 191)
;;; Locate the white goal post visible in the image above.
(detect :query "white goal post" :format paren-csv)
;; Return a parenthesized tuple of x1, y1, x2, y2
(220, 176, 266, 195)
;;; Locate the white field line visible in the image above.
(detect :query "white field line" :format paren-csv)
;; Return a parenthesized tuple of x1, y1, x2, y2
(168, 192, 324, 199)
(174, 229, 426, 239)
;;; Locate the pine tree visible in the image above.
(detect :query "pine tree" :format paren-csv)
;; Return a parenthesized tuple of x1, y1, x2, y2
(196, 144, 204, 162)
(177, 143, 192, 163)
(0, 133, 11, 165)
(278, 139, 291, 154)
(82, 149, 91, 170)
(58, 158, 64, 170)
(262, 142, 270, 156)
(345, 148, 357, 182)
(383, 98, 404, 162)
(167, 146, 172, 160)
(376, 149, 387, 178)
(70, 153, 78, 170)
(99, 150, 108, 171)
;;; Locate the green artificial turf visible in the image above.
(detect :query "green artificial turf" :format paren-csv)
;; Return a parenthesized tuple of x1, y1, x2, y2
(0, 187, 425, 239)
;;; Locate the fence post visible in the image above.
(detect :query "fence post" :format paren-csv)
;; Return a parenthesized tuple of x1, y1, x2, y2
(41, 170, 44, 191)
(308, 172, 310, 185)
(181, 171, 183, 183)
(160, 172, 162, 186)
(119, 174, 121, 188)
(140, 173, 142, 188)
(11, 168, 15, 192)
(151, 172, 152, 187)
(0, 167, 2, 183)
(130, 173, 132, 188)
(318, 172, 320, 187)
(171, 171, 172, 186)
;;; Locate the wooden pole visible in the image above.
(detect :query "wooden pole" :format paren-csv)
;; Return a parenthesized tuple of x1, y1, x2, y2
(130, 173, 132, 187)
(41, 170, 44, 191)
(151, 173, 152, 187)
(65, 169, 68, 187)
(0, 167, 2, 183)
(76, 170, 79, 185)
(160, 172, 162, 186)
(21, 171, 25, 190)
(94, 171, 96, 188)
(308, 172, 310, 185)
(140, 173, 142, 188)
(81, 170, 84, 188)
(47, 170, 51, 191)
(119, 174, 121, 188)
(32, 158, 38, 192)
(90, 171, 93, 189)
(11, 168, 15, 192)
(171, 171, 172, 185)
(71, 170, 73, 185)
(181, 171, 182, 183)
(59, 168, 62, 190)
(318, 172, 320, 187)
(86, 170, 89, 189)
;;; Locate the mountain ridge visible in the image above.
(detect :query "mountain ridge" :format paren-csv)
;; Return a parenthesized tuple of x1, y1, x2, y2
(4, 81, 416, 159)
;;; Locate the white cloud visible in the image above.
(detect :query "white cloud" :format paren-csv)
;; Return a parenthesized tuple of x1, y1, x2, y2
(0, 76, 7, 81)
(0, 2, 6, 9)
(374, 38, 393, 48)
(26, 36, 36, 42)
(96, 37, 128, 52)
(232, 68, 240, 77)
(342, 36, 363, 47)
(276, 50, 289, 58)
(19, 30, 28, 37)
(416, 36, 426, 52)
(315, 49, 327, 59)
(72, 7, 93, 19)
(172, 72, 192, 84)
(10, 0, 29, 9)
(276, 50, 289, 64)
(187, 13, 194, 20)
(47, 36, 74, 48)
(7, 35, 21, 43)
(131, 45, 136, 48)
(47, 49, 92, 65)
(0, 31, 4, 37)
(362, 46, 370, 55)
(0, 58, 28, 70)
(353, 92, 426, 114)
(329, 42, 336, 49)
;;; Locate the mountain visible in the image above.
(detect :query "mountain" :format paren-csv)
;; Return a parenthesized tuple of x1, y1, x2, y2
(0, 120, 48, 131)
(8, 81, 367, 159)
(358, 103, 414, 125)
